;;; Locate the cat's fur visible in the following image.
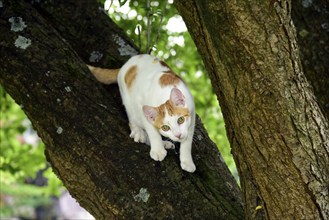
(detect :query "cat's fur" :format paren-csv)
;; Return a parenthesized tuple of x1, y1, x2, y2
(88, 54, 196, 172)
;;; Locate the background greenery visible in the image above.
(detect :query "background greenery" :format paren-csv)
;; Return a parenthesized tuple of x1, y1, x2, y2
(0, 87, 63, 217)
(0, 0, 236, 218)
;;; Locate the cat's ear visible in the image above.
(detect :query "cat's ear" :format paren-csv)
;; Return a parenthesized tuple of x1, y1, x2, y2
(143, 105, 158, 123)
(170, 88, 185, 107)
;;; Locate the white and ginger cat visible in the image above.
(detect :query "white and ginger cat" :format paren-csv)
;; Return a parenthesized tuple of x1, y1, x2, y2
(88, 54, 196, 172)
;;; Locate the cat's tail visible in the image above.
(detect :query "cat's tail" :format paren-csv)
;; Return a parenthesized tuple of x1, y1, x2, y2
(87, 65, 120, 84)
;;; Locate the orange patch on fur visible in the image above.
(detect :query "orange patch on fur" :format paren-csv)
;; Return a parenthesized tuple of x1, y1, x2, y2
(124, 65, 137, 89)
(159, 72, 181, 87)
(159, 60, 182, 87)
(153, 100, 190, 128)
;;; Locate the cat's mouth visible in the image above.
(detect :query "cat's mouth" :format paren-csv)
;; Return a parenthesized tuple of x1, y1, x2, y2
(173, 136, 187, 142)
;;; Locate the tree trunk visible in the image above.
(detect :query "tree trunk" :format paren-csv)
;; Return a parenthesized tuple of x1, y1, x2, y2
(0, 1, 243, 219)
(175, 1, 329, 219)
(291, 0, 329, 119)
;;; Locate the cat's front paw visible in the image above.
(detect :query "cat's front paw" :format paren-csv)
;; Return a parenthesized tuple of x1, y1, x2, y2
(181, 160, 196, 173)
(129, 126, 149, 144)
(163, 140, 175, 149)
(150, 148, 167, 161)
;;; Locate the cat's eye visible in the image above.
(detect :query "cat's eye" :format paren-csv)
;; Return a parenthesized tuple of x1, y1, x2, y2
(177, 116, 185, 124)
(161, 125, 170, 131)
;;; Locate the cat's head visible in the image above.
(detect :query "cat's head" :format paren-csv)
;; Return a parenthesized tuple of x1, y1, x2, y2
(143, 88, 191, 142)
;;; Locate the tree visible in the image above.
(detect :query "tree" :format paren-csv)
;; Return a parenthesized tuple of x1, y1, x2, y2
(1, 0, 328, 220)
(0, 1, 243, 219)
(174, 0, 329, 219)
(291, 0, 329, 120)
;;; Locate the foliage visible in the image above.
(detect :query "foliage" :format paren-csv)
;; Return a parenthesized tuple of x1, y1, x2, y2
(0, 87, 63, 217)
(0, 183, 54, 217)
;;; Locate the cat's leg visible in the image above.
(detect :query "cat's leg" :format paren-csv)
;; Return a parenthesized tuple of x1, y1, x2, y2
(122, 101, 149, 144)
(129, 123, 149, 144)
(179, 134, 196, 172)
(179, 114, 196, 172)
(143, 123, 167, 161)
(163, 140, 175, 149)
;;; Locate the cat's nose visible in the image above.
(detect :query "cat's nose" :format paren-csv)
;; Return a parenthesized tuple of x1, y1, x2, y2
(175, 133, 182, 139)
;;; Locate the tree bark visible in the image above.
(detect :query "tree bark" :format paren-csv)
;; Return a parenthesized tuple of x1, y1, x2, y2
(291, 0, 329, 119)
(0, 0, 243, 219)
(175, 0, 329, 219)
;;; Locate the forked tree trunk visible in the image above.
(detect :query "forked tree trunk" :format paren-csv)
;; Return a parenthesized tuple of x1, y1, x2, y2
(175, 1, 329, 219)
(0, 1, 243, 219)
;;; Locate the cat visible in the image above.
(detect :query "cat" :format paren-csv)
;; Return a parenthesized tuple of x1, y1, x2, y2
(87, 54, 196, 173)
